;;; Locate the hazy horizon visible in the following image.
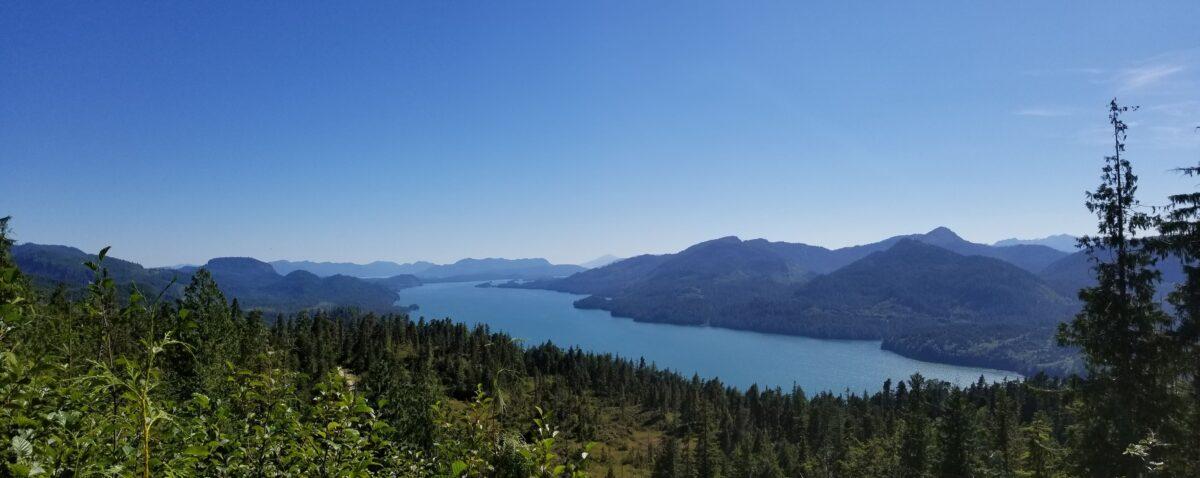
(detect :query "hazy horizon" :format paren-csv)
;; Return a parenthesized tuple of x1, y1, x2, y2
(4, 2, 1198, 266)
(13, 225, 1070, 269)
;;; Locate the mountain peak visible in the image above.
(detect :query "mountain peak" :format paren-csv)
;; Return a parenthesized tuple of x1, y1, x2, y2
(924, 226, 962, 240)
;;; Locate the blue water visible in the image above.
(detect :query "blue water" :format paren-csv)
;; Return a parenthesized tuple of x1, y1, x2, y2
(397, 281, 1019, 393)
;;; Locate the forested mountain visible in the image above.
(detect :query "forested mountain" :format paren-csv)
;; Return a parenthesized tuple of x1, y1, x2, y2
(13, 243, 402, 313)
(364, 273, 423, 291)
(994, 234, 1079, 252)
(14, 243, 187, 294)
(516, 234, 1081, 375)
(1039, 248, 1188, 300)
(789, 240, 1072, 329)
(270, 259, 436, 277)
(534, 236, 812, 329)
(784, 241, 1078, 375)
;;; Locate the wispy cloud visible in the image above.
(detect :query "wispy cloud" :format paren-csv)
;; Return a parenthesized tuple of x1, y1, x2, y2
(1110, 48, 1199, 92)
(1014, 107, 1073, 117)
(1117, 64, 1185, 90)
(1019, 50, 1197, 93)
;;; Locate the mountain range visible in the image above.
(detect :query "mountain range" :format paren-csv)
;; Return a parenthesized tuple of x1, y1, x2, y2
(17, 227, 1186, 376)
(14, 244, 586, 312)
(526, 227, 1070, 296)
(508, 227, 1184, 376)
(270, 259, 436, 278)
(270, 257, 584, 281)
(14, 244, 404, 313)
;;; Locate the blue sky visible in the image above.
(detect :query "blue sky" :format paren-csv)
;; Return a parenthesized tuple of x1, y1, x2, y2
(2, 2, 1198, 266)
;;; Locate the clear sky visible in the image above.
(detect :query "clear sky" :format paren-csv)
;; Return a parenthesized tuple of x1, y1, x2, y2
(2, 2, 1198, 267)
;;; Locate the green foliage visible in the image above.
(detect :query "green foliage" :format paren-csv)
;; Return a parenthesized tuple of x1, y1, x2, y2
(0, 236, 597, 477)
(1155, 157, 1200, 477)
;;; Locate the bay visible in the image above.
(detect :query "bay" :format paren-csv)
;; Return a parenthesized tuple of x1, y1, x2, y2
(397, 281, 1019, 392)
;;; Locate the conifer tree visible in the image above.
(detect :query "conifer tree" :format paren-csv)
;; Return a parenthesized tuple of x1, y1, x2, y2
(937, 391, 979, 478)
(652, 437, 683, 478)
(1157, 156, 1200, 475)
(1019, 413, 1062, 478)
(695, 404, 724, 478)
(899, 375, 931, 478)
(1057, 99, 1178, 476)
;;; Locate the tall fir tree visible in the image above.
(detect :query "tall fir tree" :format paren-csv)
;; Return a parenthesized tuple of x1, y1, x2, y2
(1057, 99, 1179, 477)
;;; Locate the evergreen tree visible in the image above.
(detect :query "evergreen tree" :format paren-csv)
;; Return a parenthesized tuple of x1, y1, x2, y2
(900, 376, 931, 478)
(1019, 413, 1062, 478)
(653, 437, 683, 478)
(695, 404, 724, 478)
(1157, 156, 1200, 475)
(0, 216, 24, 305)
(985, 387, 1022, 477)
(936, 391, 978, 478)
(1057, 99, 1179, 476)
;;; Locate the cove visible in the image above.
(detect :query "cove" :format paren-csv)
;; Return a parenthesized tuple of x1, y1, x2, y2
(397, 281, 1019, 393)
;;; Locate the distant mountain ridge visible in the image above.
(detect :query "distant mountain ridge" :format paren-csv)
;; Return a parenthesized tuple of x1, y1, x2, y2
(580, 255, 622, 269)
(817, 227, 1069, 274)
(994, 234, 1079, 252)
(412, 258, 585, 282)
(270, 259, 435, 278)
(14, 243, 405, 313)
(273, 257, 584, 282)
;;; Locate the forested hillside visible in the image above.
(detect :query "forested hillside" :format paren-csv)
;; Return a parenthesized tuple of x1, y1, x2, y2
(1038, 249, 1187, 300)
